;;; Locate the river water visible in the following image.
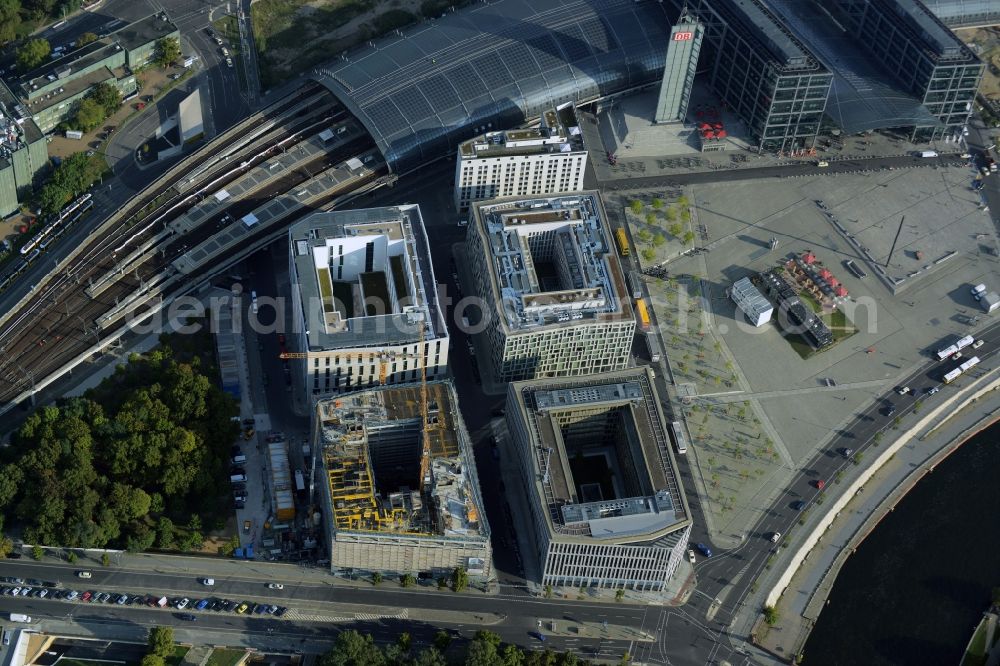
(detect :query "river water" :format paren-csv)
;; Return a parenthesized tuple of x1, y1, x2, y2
(803, 421, 1000, 665)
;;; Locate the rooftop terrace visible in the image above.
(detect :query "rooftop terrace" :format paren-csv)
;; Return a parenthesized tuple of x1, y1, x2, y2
(458, 104, 585, 159)
(290, 205, 443, 350)
(471, 191, 630, 332)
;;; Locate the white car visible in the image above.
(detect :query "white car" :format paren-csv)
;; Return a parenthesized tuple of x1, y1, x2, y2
(687, 549, 696, 564)
(895, 386, 910, 396)
(201, 578, 215, 586)
(176, 598, 190, 609)
(973, 339, 985, 349)
(76, 571, 92, 579)
(268, 583, 283, 590)
(225, 57, 233, 68)
(770, 532, 782, 543)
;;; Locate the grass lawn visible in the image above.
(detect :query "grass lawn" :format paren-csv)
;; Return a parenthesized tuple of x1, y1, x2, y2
(166, 646, 190, 666)
(206, 648, 247, 666)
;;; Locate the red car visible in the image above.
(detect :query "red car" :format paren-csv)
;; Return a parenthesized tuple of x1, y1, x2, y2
(815, 479, 826, 490)
(81, 591, 92, 602)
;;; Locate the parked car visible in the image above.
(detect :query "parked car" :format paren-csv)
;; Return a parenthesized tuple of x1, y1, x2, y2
(770, 532, 782, 543)
(695, 542, 712, 557)
(236, 602, 249, 614)
(201, 578, 215, 586)
(926, 386, 941, 395)
(176, 598, 190, 609)
(77, 571, 92, 579)
(178, 613, 197, 621)
(687, 549, 696, 564)
(815, 479, 826, 490)
(268, 583, 283, 590)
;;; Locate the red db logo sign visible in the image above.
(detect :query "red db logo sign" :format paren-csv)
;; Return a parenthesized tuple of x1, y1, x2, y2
(674, 31, 693, 41)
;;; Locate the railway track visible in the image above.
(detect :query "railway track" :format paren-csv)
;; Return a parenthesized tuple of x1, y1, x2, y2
(0, 84, 382, 405)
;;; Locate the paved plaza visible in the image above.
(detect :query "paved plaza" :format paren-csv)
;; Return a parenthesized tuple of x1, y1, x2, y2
(633, 165, 1000, 544)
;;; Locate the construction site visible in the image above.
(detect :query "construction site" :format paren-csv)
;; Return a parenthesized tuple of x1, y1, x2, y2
(314, 380, 493, 581)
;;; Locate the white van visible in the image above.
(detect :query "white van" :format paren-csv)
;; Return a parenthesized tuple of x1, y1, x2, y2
(230, 473, 247, 483)
(250, 290, 258, 314)
(232, 454, 247, 464)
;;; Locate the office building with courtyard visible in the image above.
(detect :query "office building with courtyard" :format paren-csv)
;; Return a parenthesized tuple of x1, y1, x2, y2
(465, 191, 635, 384)
(505, 367, 692, 591)
(315, 381, 492, 581)
(288, 205, 448, 397)
(454, 103, 586, 213)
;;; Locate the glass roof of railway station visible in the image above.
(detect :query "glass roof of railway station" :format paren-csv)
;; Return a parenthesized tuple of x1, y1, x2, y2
(310, 0, 672, 173)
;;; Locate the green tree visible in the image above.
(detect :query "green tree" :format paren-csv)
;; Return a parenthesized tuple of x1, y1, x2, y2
(396, 632, 411, 653)
(372, 571, 383, 585)
(89, 82, 122, 117)
(667, 222, 683, 237)
(77, 31, 98, 46)
(414, 648, 447, 666)
(615, 588, 625, 601)
(16, 38, 50, 73)
(629, 200, 643, 215)
(0, 0, 21, 46)
(101, 552, 110, 566)
(400, 573, 415, 587)
(652, 234, 666, 248)
(644, 212, 656, 225)
(665, 205, 678, 222)
(153, 37, 181, 67)
(763, 605, 780, 626)
(66, 550, 76, 563)
(501, 644, 524, 666)
(70, 97, 105, 133)
(677, 195, 690, 208)
(543, 584, 552, 598)
(433, 629, 452, 652)
(651, 197, 663, 209)
(148, 626, 174, 658)
(140, 656, 165, 666)
(641, 248, 655, 262)
(319, 630, 385, 666)
(31, 544, 42, 560)
(0, 536, 14, 559)
(451, 566, 468, 592)
(682, 231, 695, 245)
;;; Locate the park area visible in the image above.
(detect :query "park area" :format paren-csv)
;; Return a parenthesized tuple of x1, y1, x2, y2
(250, 0, 475, 87)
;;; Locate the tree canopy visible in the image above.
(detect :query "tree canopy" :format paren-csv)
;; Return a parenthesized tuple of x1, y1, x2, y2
(72, 98, 105, 132)
(89, 82, 122, 116)
(153, 37, 180, 67)
(16, 38, 50, 72)
(0, 348, 238, 549)
(319, 629, 589, 666)
(34, 151, 102, 215)
(77, 32, 98, 46)
(0, 0, 21, 46)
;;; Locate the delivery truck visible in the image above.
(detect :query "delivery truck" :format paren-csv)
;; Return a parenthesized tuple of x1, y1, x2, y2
(918, 150, 938, 158)
(9, 613, 30, 623)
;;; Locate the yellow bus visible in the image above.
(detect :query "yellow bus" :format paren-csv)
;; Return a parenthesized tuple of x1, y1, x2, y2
(615, 227, 630, 256)
(636, 298, 651, 331)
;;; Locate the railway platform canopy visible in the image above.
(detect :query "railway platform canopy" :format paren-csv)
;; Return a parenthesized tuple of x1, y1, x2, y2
(309, 0, 673, 174)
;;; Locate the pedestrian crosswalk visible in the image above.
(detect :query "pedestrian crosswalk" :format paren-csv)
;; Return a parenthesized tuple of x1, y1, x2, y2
(285, 607, 408, 623)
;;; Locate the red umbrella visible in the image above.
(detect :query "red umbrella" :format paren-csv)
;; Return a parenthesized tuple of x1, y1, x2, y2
(716, 130, 727, 138)
(802, 252, 816, 264)
(819, 268, 832, 280)
(835, 285, 848, 297)
(828, 277, 840, 288)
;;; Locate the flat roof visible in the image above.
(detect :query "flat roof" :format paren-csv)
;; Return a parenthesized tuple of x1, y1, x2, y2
(317, 381, 489, 539)
(289, 205, 444, 350)
(113, 12, 179, 52)
(23, 66, 116, 114)
(459, 104, 585, 160)
(21, 41, 122, 96)
(707, 0, 817, 69)
(470, 191, 631, 332)
(509, 367, 690, 542)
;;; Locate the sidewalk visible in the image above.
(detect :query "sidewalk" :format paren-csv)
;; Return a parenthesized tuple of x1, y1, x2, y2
(751, 371, 1000, 661)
